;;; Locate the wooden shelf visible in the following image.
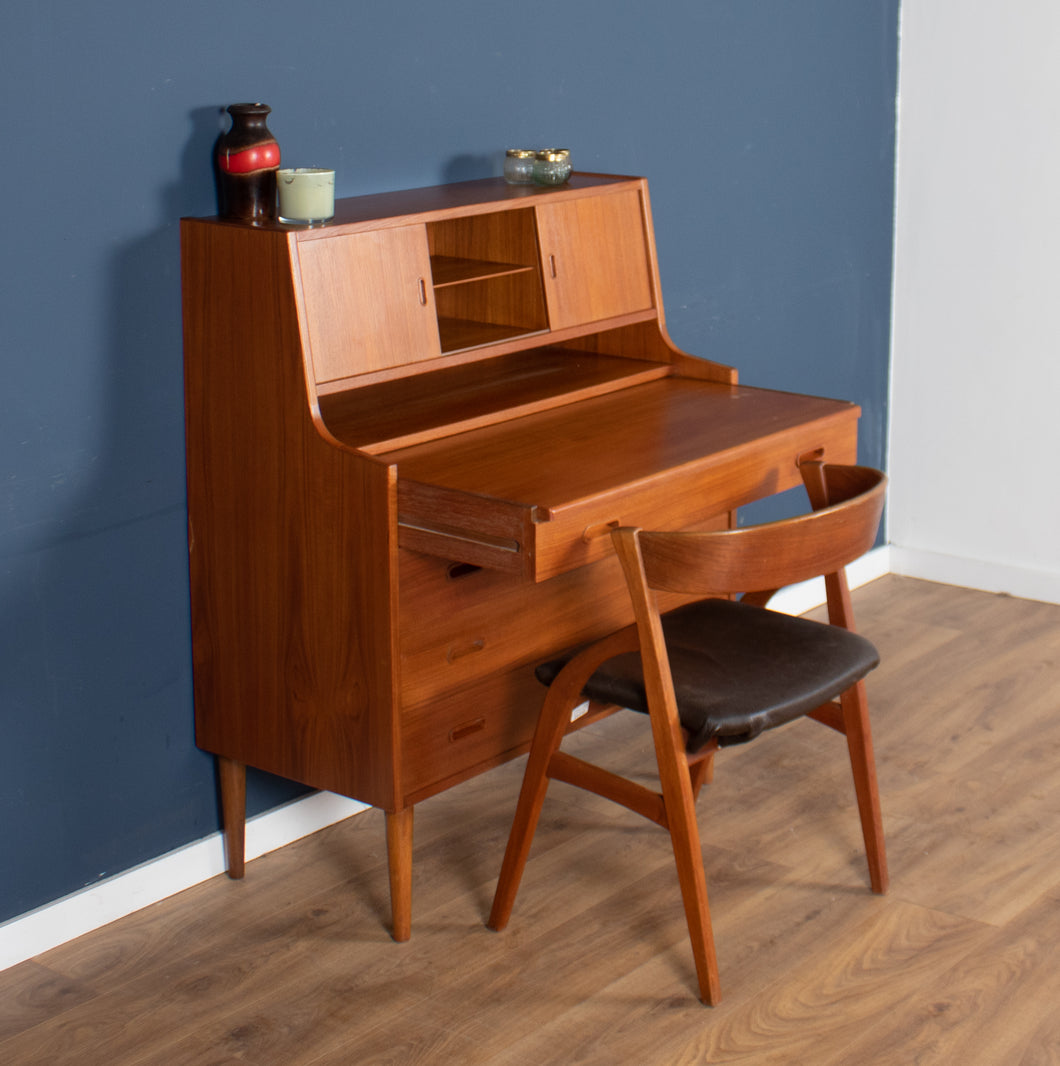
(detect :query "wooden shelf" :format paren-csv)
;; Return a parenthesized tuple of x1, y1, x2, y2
(430, 255, 535, 288)
(317, 349, 670, 452)
(437, 316, 545, 354)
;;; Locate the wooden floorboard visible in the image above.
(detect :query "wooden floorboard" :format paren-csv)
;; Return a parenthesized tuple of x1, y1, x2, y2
(2, 576, 1058, 1064)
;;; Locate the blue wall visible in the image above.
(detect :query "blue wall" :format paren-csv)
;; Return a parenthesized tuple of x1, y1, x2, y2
(0, 1, 899, 924)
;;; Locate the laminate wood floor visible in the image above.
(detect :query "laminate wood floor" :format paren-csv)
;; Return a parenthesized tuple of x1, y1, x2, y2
(3, 576, 1059, 1064)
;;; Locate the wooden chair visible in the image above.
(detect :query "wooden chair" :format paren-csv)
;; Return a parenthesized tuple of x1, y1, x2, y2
(487, 461, 888, 1005)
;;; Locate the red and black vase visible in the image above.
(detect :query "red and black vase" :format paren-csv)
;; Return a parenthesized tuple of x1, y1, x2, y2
(214, 103, 281, 222)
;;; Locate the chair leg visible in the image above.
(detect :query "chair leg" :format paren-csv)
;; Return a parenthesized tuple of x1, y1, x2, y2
(488, 685, 575, 931)
(654, 728, 721, 1004)
(666, 798, 722, 1005)
(840, 680, 888, 894)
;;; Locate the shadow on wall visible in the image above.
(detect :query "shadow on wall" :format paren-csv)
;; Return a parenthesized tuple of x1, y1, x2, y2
(0, 107, 307, 924)
(442, 154, 496, 184)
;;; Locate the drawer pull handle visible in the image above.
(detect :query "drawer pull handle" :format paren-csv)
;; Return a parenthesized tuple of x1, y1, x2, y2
(447, 638, 485, 663)
(449, 718, 486, 743)
(447, 562, 482, 580)
(797, 447, 825, 466)
(582, 519, 620, 543)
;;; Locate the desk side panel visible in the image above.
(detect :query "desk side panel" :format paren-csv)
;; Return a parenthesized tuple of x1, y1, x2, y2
(181, 220, 401, 809)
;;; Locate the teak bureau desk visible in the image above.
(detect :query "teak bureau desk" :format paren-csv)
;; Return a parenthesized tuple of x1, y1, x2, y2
(181, 173, 860, 938)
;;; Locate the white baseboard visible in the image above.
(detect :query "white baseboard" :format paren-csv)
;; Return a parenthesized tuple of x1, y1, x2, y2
(0, 791, 367, 972)
(0, 545, 897, 974)
(890, 545, 1060, 606)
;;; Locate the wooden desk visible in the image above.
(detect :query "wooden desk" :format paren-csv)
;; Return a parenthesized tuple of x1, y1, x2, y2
(181, 174, 859, 939)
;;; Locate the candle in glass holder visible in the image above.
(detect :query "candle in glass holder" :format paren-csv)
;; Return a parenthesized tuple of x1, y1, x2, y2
(277, 168, 335, 223)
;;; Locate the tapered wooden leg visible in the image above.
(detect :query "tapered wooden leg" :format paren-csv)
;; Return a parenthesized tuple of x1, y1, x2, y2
(840, 680, 888, 894)
(654, 727, 721, 1005)
(218, 756, 246, 880)
(487, 769, 551, 932)
(667, 804, 721, 1005)
(386, 807, 414, 942)
(488, 684, 576, 931)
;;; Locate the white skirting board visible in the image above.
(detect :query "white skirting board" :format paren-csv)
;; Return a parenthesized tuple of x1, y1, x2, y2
(0, 791, 368, 972)
(890, 546, 1060, 607)
(1, 546, 894, 973)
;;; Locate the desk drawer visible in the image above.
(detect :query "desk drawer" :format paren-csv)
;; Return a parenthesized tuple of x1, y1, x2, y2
(398, 549, 635, 709)
(400, 668, 545, 804)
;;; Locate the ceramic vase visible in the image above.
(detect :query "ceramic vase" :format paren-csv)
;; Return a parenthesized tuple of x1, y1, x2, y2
(214, 103, 280, 222)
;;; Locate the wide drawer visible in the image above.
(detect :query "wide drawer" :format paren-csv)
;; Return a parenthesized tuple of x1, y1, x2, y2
(399, 549, 633, 710)
(400, 668, 546, 805)
(388, 378, 860, 581)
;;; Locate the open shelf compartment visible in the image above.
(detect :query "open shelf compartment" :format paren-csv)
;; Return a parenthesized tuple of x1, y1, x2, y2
(427, 208, 548, 354)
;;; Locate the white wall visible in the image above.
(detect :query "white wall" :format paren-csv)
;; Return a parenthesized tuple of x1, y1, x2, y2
(889, 1, 1060, 603)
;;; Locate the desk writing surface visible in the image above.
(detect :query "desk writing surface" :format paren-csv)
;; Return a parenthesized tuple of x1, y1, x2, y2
(386, 378, 859, 580)
(384, 379, 855, 504)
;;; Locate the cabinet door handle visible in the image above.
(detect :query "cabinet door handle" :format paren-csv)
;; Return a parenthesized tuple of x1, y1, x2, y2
(418, 278, 428, 305)
(548, 254, 557, 279)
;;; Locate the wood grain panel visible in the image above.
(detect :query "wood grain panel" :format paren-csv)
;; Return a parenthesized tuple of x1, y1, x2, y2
(398, 550, 631, 708)
(296, 225, 441, 381)
(318, 350, 668, 452)
(181, 220, 401, 808)
(537, 187, 655, 329)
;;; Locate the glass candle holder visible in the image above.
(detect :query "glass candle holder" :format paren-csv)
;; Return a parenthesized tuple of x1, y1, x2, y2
(504, 149, 537, 185)
(533, 149, 572, 186)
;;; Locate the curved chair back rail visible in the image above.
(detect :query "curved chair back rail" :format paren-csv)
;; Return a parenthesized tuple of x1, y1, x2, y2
(629, 463, 886, 597)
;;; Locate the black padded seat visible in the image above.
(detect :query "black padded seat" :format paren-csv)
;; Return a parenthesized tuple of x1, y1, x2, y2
(536, 597, 880, 752)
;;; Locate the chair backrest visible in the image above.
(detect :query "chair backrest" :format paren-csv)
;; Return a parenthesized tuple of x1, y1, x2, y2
(612, 462, 887, 599)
